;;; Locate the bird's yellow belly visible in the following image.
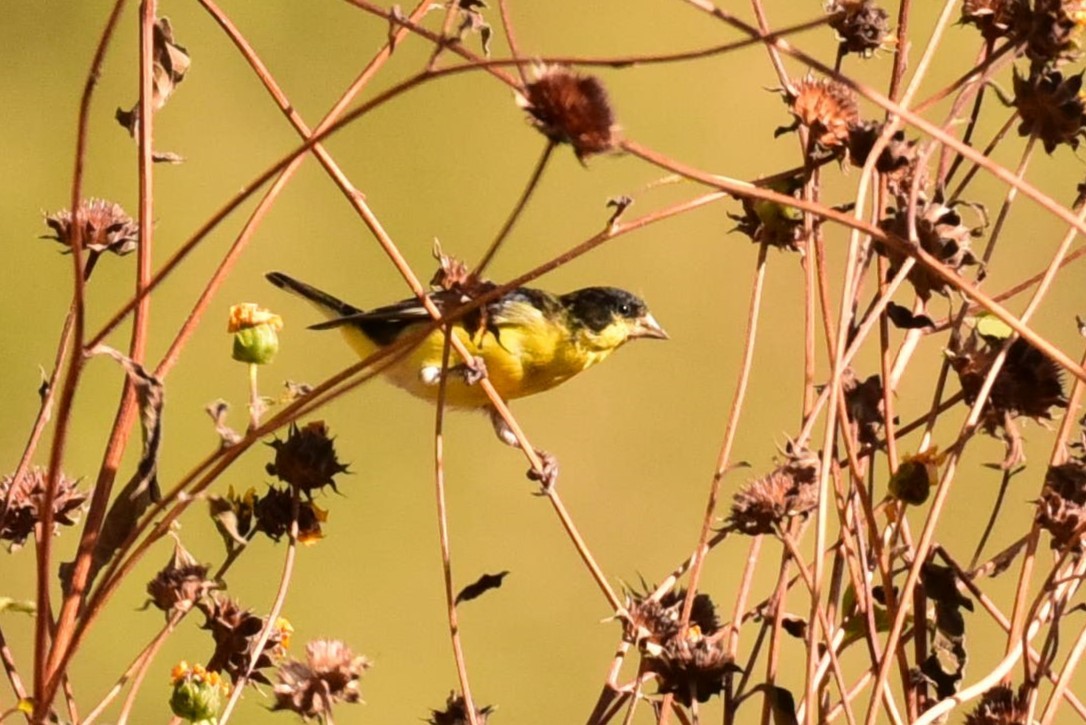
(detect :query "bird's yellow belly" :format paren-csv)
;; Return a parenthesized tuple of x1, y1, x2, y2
(337, 321, 595, 408)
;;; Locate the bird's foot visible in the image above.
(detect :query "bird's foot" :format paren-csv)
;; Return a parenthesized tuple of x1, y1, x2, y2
(461, 355, 488, 385)
(527, 449, 559, 490)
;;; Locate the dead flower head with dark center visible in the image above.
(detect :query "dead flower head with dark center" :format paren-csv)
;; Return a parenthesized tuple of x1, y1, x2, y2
(827, 0, 892, 56)
(266, 421, 349, 497)
(727, 450, 819, 536)
(0, 467, 87, 549)
(644, 630, 741, 706)
(1013, 67, 1086, 154)
(272, 639, 370, 721)
(877, 200, 981, 300)
(146, 537, 216, 617)
(199, 596, 291, 685)
(964, 683, 1031, 725)
(516, 64, 617, 159)
(1037, 424, 1086, 551)
(623, 586, 721, 649)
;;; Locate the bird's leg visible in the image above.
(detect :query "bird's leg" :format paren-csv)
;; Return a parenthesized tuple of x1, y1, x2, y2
(420, 356, 488, 386)
(487, 406, 559, 489)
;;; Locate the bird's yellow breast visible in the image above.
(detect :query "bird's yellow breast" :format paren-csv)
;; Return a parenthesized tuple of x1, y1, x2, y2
(335, 308, 615, 408)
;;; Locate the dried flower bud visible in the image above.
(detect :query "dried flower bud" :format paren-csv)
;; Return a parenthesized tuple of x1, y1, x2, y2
(888, 449, 942, 505)
(842, 368, 885, 446)
(146, 537, 215, 617)
(253, 486, 328, 544)
(727, 450, 819, 536)
(1037, 457, 1086, 550)
(961, 0, 1030, 41)
(846, 120, 923, 198)
(623, 586, 720, 649)
(783, 76, 859, 152)
(0, 467, 87, 550)
(169, 661, 227, 725)
(43, 199, 139, 257)
(964, 683, 1031, 725)
(208, 485, 256, 550)
(1013, 67, 1086, 154)
(728, 177, 806, 253)
(273, 639, 370, 720)
(228, 303, 283, 365)
(428, 692, 495, 725)
(1022, 0, 1086, 65)
(827, 0, 891, 56)
(644, 630, 741, 706)
(199, 596, 290, 685)
(266, 421, 349, 497)
(516, 65, 617, 159)
(877, 201, 980, 300)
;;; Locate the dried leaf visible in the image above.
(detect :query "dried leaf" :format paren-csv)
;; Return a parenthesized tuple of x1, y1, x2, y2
(0, 597, 36, 616)
(61, 346, 164, 593)
(970, 536, 1027, 579)
(763, 685, 799, 725)
(206, 399, 242, 447)
(886, 302, 935, 330)
(455, 571, 510, 605)
(780, 615, 807, 639)
(152, 151, 185, 164)
(116, 17, 190, 135)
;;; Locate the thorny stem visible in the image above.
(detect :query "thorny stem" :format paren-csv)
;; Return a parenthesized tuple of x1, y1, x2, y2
(434, 329, 480, 725)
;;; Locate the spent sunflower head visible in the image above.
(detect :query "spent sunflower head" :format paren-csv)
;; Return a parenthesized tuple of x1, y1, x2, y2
(784, 75, 859, 152)
(199, 596, 289, 685)
(728, 449, 819, 536)
(827, 0, 892, 56)
(516, 65, 617, 160)
(0, 467, 87, 550)
(963, 683, 1031, 725)
(43, 198, 139, 262)
(146, 537, 216, 617)
(877, 200, 981, 300)
(427, 692, 496, 725)
(272, 639, 370, 721)
(266, 421, 349, 497)
(1013, 67, 1086, 154)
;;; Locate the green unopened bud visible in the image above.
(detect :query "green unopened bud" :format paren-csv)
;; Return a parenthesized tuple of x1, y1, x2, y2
(228, 303, 282, 365)
(170, 661, 227, 725)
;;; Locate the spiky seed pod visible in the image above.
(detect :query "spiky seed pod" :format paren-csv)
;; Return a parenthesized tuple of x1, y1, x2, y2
(949, 335, 1067, 435)
(846, 120, 923, 198)
(272, 639, 370, 721)
(786, 76, 859, 151)
(842, 368, 885, 446)
(253, 486, 328, 543)
(428, 692, 496, 725)
(1022, 0, 1086, 66)
(728, 176, 807, 253)
(1037, 458, 1086, 550)
(877, 201, 980, 300)
(146, 538, 215, 617)
(0, 467, 87, 549)
(43, 198, 139, 259)
(1013, 67, 1086, 154)
(623, 587, 721, 648)
(961, 0, 1030, 41)
(964, 683, 1031, 725)
(199, 597, 291, 685)
(827, 0, 892, 56)
(727, 450, 819, 536)
(644, 632, 741, 706)
(516, 65, 617, 160)
(266, 421, 349, 497)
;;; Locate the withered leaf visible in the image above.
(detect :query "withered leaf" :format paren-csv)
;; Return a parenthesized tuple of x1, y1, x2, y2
(455, 570, 510, 605)
(152, 151, 184, 164)
(886, 302, 935, 330)
(206, 399, 242, 447)
(116, 17, 190, 136)
(763, 685, 799, 725)
(970, 536, 1027, 579)
(780, 615, 807, 639)
(62, 346, 164, 593)
(0, 597, 36, 616)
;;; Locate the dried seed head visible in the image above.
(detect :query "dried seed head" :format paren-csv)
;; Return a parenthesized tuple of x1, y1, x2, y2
(964, 683, 1031, 725)
(961, 0, 1030, 41)
(846, 120, 923, 198)
(1013, 67, 1086, 154)
(146, 537, 215, 617)
(949, 334, 1067, 436)
(1037, 455, 1086, 550)
(43, 199, 139, 259)
(254, 486, 328, 544)
(272, 639, 370, 720)
(623, 586, 721, 648)
(787, 76, 859, 151)
(827, 0, 892, 56)
(428, 692, 496, 725)
(727, 450, 819, 536)
(0, 467, 87, 550)
(266, 421, 349, 497)
(1022, 0, 1086, 65)
(877, 201, 980, 300)
(728, 177, 806, 253)
(644, 631, 741, 706)
(888, 449, 942, 505)
(208, 485, 257, 550)
(842, 368, 885, 446)
(169, 661, 228, 724)
(199, 596, 291, 685)
(516, 65, 617, 160)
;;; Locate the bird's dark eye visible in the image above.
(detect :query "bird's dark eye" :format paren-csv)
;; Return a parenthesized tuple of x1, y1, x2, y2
(618, 303, 631, 316)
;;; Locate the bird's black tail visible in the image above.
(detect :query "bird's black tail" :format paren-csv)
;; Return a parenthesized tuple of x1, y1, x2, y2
(265, 272, 362, 318)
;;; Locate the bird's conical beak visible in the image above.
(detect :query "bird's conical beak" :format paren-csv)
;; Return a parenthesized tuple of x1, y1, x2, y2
(631, 313, 669, 340)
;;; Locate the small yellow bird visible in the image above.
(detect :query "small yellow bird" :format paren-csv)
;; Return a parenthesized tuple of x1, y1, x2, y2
(266, 271, 667, 472)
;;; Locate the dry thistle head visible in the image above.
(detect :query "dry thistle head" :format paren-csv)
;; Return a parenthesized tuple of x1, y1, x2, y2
(516, 64, 617, 160)
(727, 449, 819, 536)
(826, 0, 892, 56)
(961, 0, 1030, 41)
(1037, 453, 1086, 550)
(623, 586, 721, 649)
(428, 692, 496, 725)
(728, 176, 806, 253)
(146, 537, 215, 617)
(877, 200, 980, 300)
(644, 630, 741, 706)
(266, 421, 349, 497)
(781, 75, 859, 153)
(963, 683, 1031, 725)
(1013, 67, 1086, 154)
(254, 486, 328, 544)
(43, 198, 139, 258)
(169, 661, 228, 725)
(272, 639, 370, 721)
(199, 596, 291, 685)
(0, 467, 86, 550)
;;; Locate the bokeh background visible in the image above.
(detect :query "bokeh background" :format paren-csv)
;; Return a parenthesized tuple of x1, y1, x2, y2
(3, 1, 1086, 722)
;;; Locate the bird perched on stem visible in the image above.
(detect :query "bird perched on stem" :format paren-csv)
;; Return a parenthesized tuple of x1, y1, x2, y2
(265, 266, 667, 481)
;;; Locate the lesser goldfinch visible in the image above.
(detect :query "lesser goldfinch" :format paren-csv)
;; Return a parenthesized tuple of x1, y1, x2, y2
(265, 271, 667, 464)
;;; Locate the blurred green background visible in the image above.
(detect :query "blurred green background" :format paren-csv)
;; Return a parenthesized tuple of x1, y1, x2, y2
(3, 1, 1086, 723)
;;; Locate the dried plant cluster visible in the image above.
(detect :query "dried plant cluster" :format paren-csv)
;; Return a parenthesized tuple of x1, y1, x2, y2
(7, 1, 1086, 724)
